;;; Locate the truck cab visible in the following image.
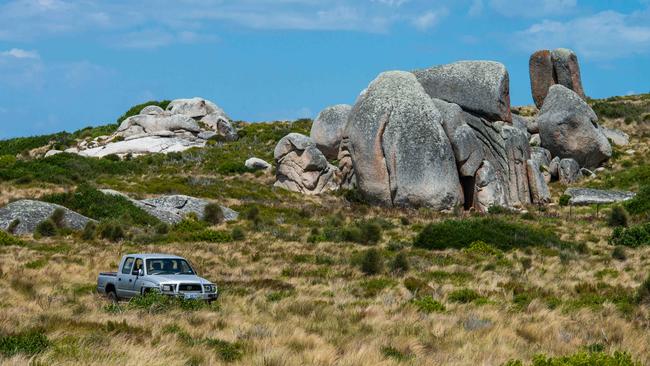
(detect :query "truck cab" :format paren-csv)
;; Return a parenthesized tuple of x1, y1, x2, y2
(97, 253, 218, 302)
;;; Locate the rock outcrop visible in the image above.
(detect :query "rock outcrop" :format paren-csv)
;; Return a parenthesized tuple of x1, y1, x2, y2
(274, 133, 340, 195)
(100, 190, 238, 224)
(346, 71, 463, 209)
(75, 97, 237, 158)
(310, 104, 352, 159)
(527, 160, 551, 204)
(414, 61, 512, 122)
(537, 85, 611, 169)
(602, 127, 630, 146)
(564, 188, 636, 206)
(529, 48, 586, 108)
(0, 200, 94, 235)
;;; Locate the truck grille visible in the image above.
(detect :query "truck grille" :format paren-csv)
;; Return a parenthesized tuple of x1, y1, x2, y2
(178, 284, 202, 292)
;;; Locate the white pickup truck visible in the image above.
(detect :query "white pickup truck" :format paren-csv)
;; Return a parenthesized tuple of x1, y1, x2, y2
(97, 253, 218, 302)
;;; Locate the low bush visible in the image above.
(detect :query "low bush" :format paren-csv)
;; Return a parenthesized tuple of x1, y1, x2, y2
(203, 203, 224, 225)
(0, 330, 50, 357)
(50, 208, 66, 228)
(231, 227, 245, 241)
(6, 219, 20, 234)
(35, 219, 57, 237)
(190, 230, 231, 243)
(81, 222, 97, 240)
(411, 295, 445, 313)
(608, 206, 630, 228)
(610, 223, 650, 247)
(0, 231, 23, 246)
(390, 252, 409, 273)
(414, 217, 568, 251)
(637, 274, 650, 304)
(361, 248, 383, 275)
(503, 350, 641, 366)
(612, 246, 627, 261)
(624, 185, 650, 219)
(448, 288, 483, 304)
(99, 220, 125, 242)
(357, 278, 396, 297)
(128, 291, 211, 314)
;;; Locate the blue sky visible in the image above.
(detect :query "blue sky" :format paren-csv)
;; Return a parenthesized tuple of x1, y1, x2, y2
(1, 0, 649, 139)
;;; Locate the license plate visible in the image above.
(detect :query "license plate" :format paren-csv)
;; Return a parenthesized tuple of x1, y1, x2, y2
(184, 293, 201, 300)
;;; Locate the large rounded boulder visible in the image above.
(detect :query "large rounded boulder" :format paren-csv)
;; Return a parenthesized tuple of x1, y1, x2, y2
(167, 97, 225, 118)
(310, 104, 352, 159)
(346, 71, 463, 209)
(537, 85, 611, 169)
(413, 61, 512, 122)
(0, 200, 94, 235)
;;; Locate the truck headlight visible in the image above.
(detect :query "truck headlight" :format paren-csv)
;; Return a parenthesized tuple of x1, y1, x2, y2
(161, 284, 174, 292)
(203, 284, 215, 293)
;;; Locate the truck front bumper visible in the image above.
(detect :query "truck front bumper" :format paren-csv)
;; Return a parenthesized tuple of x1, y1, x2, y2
(166, 291, 219, 301)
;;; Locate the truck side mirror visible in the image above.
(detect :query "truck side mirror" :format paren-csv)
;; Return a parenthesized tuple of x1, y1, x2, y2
(137, 269, 144, 277)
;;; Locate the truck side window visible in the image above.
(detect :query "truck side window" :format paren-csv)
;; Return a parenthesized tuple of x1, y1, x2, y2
(132, 258, 144, 275)
(122, 257, 135, 274)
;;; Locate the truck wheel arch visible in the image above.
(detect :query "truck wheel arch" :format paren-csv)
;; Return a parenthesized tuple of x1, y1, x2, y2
(105, 283, 116, 294)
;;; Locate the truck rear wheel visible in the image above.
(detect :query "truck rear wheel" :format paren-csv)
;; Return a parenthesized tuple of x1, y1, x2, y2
(107, 290, 119, 303)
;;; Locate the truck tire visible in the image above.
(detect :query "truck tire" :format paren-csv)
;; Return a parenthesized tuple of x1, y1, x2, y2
(107, 290, 119, 303)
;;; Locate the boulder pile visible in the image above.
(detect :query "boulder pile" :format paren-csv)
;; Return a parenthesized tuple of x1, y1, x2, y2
(273, 49, 618, 212)
(75, 97, 237, 158)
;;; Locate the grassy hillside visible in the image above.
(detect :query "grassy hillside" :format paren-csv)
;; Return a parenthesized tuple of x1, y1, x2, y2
(0, 96, 649, 365)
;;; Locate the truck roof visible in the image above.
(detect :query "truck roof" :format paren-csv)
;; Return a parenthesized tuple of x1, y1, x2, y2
(125, 253, 186, 260)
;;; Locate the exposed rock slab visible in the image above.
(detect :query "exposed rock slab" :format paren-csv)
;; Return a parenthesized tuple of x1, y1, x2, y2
(414, 61, 512, 122)
(537, 85, 611, 169)
(167, 97, 224, 119)
(0, 200, 94, 235)
(274, 133, 340, 195)
(78, 136, 205, 158)
(117, 114, 200, 138)
(564, 188, 636, 206)
(346, 71, 463, 209)
(310, 104, 352, 159)
(99, 190, 238, 224)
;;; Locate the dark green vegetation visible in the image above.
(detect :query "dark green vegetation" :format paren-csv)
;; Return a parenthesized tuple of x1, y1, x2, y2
(116, 100, 170, 124)
(413, 217, 568, 251)
(590, 93, 650, 125)
(43, 184, 159, 226)
(610, 223, 650, 247)
(0, 331, 50, 357)
(503, 350, 641, 366)
(0, 231, 23, 246)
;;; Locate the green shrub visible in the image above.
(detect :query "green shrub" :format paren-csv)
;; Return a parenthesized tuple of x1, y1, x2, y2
(503, 350, 641, 366)
(0, 230, 23, 246)
(358, 221, 382, 245)
(559, 194, 571, 207)
(411, 295, 445, 313)
(608, 206, 630, 228)
(35, 219, 57, 237)
(245, 206, 260, 221)
(624, 185, 650, 219)
(361, 248, 383, 275)
(81, 222, 97, 240)
(637, 274, 650, 304)
(6, 219, 20, 234)
(390, 252, 409, 273)
(448, 288, 482, 304)
(381, 346, 414, 362)
(612, 246, 627, 261)
(50, 208, 66, 228)
(99, 220, 125, 242)
(116, 100, 171, 124)
(357, 278, 396, 297)
(190, 230, 231, 243)
(43, 184, 159, 227)
(403, 277, 429, 295)
(203, 203, 224, 225)
(205, 338, 244, 362)
(413, 217, 568, 251)
(231, 227, 245, 241)
(610, 223, 650, 247)
(155, 222, 169, 235)
(0, 330, 50, 357)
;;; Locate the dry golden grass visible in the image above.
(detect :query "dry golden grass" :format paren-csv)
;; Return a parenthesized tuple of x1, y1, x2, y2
(1, 202, 649, 366)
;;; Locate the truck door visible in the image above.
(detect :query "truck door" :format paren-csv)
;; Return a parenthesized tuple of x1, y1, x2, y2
(116, 257, 136, 298)
(131, 258, 145, 294)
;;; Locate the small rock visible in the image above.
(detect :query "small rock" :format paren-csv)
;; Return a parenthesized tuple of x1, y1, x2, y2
(245, 157, 271, 171)
(559, 158, 582, 184)
(198, 131, 218, 140)
(601, 127, 629, 146)
(625, 149, 636, 155)
(140, 105, 166, 115)
(529, 134, 541, 146)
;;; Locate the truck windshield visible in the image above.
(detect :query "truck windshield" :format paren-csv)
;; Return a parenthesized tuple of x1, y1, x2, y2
(146, 258, 195, 275)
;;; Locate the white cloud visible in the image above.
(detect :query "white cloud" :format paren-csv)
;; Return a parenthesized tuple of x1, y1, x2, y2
(411, 8, 449, 31)
(468, 0, 483, 17)
(0, 48, 40, 59)
(0, 0, 451, 44)
(490, 0, 576, 17)
(515, 10, 650, 60)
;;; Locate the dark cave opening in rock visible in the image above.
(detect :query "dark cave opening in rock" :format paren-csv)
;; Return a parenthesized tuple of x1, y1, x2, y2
(461, 176, 475, 210)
